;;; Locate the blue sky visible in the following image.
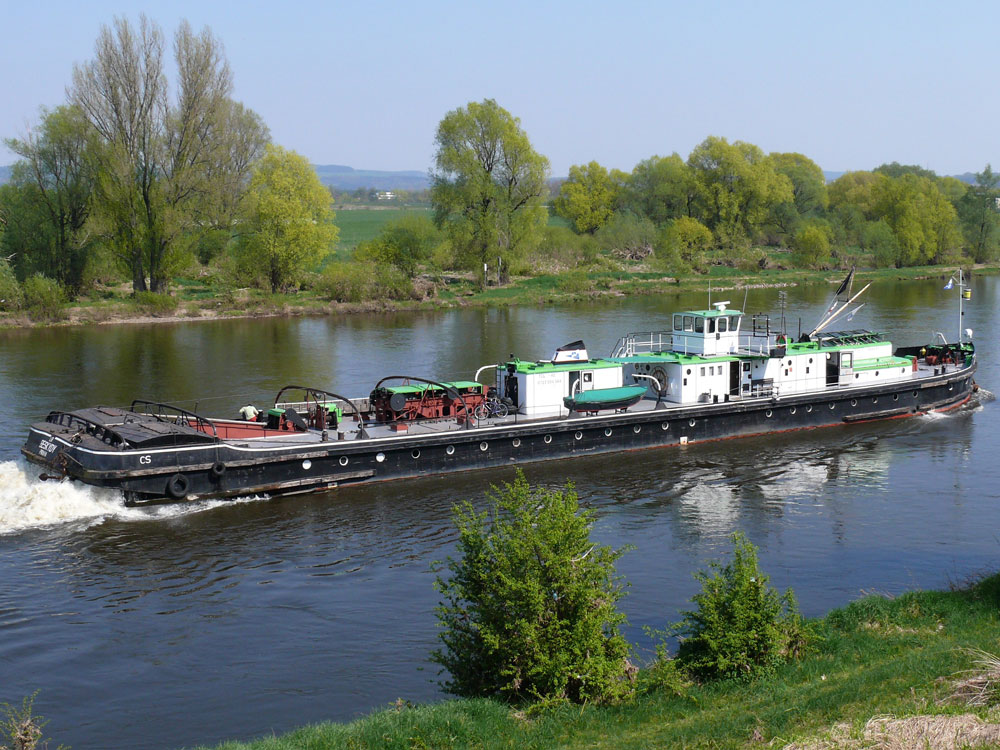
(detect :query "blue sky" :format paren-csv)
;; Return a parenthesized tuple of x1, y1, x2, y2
(2, 0, 997, 177)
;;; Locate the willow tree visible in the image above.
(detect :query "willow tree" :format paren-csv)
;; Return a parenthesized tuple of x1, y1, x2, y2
(554, 161, 618, 234)
(431, 99, 549, 284)
(3, 105, 99, 290)
(71, 16, 265, 292)
(687, 136, 792, 245)
(234, 145, 338, 293)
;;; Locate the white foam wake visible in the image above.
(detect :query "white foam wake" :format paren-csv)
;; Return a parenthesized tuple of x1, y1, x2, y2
(0, 460, 264, 536)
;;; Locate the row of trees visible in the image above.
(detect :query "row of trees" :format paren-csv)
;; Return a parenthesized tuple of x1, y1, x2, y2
(553, 148, 1000, 271)
(0, 16, 336, 301)
(3, 32, 999, 308)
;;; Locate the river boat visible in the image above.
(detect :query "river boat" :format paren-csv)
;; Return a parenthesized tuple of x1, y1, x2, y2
(21, 275, 979, 505)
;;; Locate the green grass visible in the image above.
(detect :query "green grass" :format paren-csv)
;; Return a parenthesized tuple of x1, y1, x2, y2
(333, 207, 434, 257)
(196, 573, 1000, 749)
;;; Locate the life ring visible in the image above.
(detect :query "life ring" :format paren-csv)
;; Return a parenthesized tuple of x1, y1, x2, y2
(166, 473, 190, 499)
(210, 461, 226, 479)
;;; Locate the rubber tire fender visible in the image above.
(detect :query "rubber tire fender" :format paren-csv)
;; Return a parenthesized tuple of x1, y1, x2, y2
(166, 473, 190, 499)
(210, 461, 226, 479)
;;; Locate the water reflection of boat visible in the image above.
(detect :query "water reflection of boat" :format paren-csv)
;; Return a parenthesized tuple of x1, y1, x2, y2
(21, 277, 978, 505)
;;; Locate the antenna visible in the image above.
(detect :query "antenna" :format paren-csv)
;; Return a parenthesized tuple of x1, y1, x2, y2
(741, 285, 749, 314)
(778, 291, 787, 336)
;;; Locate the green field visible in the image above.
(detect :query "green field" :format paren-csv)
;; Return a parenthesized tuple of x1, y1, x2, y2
(333, 207, 433, 257)
(333, 207, 570, 259)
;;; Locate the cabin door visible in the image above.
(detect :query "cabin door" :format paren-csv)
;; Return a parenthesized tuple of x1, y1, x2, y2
(826, 352, 839, 386)
(729, 361, 740, 396)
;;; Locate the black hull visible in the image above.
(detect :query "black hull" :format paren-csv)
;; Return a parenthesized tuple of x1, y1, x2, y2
(22, 360, 977, 504)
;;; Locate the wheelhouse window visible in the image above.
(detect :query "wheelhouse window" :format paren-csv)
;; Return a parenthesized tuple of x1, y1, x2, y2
(673, 315, 683, 331)
(718, 317, 728, 332)
(683, 316, 694, 332)
(694, 317, 704, 333)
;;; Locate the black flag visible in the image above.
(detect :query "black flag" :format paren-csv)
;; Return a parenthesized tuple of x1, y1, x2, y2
(835, 266, 855, 298)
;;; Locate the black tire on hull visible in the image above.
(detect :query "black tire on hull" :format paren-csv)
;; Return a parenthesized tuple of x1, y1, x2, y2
(166, 473, 190, 499)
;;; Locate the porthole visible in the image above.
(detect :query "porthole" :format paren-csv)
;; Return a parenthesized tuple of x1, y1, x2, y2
(512, 438, 521, 448)
(912, 391, 918, 398)
(688, 418, 696, 427)
(479, 441, 488, 451)
(604, 428, 612, 437)
(544, 435, 552, 444)
(376, 452, 385, 463)
(661, 422, 669, 430)
(686, 368, 692, 375)
(806, 404, 813, 413)
(789, 406, 796, 415)
(411, 449, 421, 459)
(851, 399, 857, 407)
(633, 425, 641, 433)
(809, 357, 813, 364)
(949, 384, 954, 391)
(855, 373, 860, 379)
(829, 403, 835, 410)
(446, 445, 455, 455)
(765, 409, 773, 418)
(339, 455, 349, 466)
(893, 394, 898, 401)
(574, 431, 583, 440)
(875, 371, 879, 376)
(872, 397, 878, 404)
(302, 459, 312, 470)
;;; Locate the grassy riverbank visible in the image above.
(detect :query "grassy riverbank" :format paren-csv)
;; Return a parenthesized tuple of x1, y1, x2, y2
(1, 262, 994, 330)
(199, 573, 1000, 750)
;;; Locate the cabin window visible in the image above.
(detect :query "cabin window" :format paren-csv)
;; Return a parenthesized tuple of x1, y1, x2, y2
(673, 315, 682, 331)
(683, 316, 694, 331)
(583, 372, 593, 383)
(842, 353, 853, 368)
(686, 368, 692, 375)
(707, 319, 716, 333)
(742, 362, 750, 372)
(718, 317, 728, 332)
(694, 317, 704, 333)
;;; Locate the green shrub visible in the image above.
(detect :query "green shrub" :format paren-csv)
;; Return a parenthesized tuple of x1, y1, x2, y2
(21, 274, 65, 321)
(861, 219, 901, 268)
(556, 269, 591, 293)
(529, 226, 599, 271)
(316, 261, 416, 303)
(0, 260, 23, 311)
(131, 291, 178, 316)
(431, 471, 634, 704)
(673, 532, 809, 681)
(595, 214, 657, 260)
(791, 222, 832, 268)
(655, 216, 714, 272)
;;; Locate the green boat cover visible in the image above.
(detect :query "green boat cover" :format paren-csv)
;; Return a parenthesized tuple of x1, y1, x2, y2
(568, 385, 647, 405)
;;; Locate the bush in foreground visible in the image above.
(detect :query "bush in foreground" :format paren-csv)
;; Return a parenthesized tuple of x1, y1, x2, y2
(0, 260, 23, 311)
(673, 531, 810, 681)
(21, 274, 65, 321)
(432, 471, 634, 704)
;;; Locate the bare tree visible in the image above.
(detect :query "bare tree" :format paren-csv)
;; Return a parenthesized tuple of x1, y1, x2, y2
(71, 15, 256, 293)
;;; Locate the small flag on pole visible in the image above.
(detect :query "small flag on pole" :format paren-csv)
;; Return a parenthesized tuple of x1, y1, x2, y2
(944, 277, 954, 290)
(845, 303, 865, 322)
(835, 267, 855, 297)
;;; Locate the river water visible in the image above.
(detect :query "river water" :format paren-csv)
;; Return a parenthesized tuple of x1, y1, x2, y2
(0, 278, 997, 749)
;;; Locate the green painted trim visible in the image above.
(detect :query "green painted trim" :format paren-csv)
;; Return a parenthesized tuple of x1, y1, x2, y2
(852, 356, 913, 372)
(507, 359, 622, 374)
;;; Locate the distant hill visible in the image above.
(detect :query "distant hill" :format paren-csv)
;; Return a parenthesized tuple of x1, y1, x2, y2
(0, 163, 429, 191)
(313, 165, 430, 191)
